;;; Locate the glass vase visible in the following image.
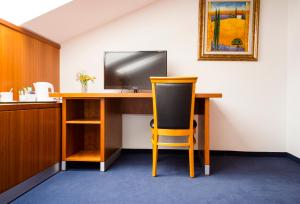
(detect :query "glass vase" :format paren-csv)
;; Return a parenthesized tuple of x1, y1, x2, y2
(81, 85, 88, 93)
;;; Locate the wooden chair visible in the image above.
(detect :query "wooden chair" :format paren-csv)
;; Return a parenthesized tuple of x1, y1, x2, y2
(150, 77, 198, 177)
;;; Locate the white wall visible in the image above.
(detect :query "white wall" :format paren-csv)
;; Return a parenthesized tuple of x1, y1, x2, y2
(60, 0, 288, 151)
(286, 0, 300, 158)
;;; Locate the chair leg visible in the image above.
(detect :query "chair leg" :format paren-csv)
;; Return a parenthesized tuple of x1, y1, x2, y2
(152, 133, 158, 177)
(189, 134, 195, 178)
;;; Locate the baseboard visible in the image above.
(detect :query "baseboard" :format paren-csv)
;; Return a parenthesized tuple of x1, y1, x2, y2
(122, 149, 300, 163)
(0, 163, 60, 204)
(122, 148, 188, 154)
(122, 149, 286, 157)
(210, 150, 287, 157)
(286, 153, 300, 164)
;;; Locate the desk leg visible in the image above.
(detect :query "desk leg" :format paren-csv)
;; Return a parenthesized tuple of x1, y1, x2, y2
(100, 98, 122, 172)
(61, 161, 66, 171)
(62, 99, 67, 171)
(204, 98, 210, 176)
(100, 149, 121, 172)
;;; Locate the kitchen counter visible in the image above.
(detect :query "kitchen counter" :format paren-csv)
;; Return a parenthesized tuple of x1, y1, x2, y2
(0, 101, 61, 203)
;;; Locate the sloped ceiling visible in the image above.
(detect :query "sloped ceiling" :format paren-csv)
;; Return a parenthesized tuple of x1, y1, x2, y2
(22, 0, 159, 43)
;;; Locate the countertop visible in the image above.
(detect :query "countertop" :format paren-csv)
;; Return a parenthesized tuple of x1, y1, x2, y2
(0, 101, 61, 111)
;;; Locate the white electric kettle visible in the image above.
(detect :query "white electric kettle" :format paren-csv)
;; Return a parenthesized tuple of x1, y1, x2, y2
(33, 82, 54, 101)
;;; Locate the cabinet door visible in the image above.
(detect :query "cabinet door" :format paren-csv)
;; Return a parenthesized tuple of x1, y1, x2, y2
(0, 107, 61, 193)
(37, 108, 61, 171)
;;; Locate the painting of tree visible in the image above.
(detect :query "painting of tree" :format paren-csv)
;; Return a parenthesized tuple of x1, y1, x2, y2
(198, 0, 260, 61)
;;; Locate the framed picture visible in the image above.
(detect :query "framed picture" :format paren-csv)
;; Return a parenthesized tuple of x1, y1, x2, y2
(198, 0, 260, 61)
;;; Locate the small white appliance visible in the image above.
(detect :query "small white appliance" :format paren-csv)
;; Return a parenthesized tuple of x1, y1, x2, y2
(0, 92, 13, 102)
(33, 82, 54, 101)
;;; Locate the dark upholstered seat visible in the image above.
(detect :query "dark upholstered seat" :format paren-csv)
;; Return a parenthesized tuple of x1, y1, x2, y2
(150, 77, 198, 177)
(150, 119, 197, 129)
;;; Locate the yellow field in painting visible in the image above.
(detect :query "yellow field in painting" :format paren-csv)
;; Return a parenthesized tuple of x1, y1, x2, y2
(206, 13, 249, 52)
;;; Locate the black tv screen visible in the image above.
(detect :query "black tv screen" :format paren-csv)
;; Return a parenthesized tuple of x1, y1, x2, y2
(104, 51, 167, 90)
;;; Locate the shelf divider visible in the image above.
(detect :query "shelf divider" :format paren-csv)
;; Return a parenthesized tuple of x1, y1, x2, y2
(66, 119, 101, 124)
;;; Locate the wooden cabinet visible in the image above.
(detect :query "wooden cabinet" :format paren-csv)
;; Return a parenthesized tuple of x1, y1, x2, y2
(63, 99, 102, 163)
(62, 97, 123, 170)
(0, 19, 60, 99)
(0, 19, 61, 200)
(0, 103, 61, 193)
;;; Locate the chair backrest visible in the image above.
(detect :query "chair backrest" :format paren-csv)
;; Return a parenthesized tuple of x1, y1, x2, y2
(150, 77, 197, 130)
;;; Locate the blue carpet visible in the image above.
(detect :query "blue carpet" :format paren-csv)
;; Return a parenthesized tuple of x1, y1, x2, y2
(13, 153, 300, 204)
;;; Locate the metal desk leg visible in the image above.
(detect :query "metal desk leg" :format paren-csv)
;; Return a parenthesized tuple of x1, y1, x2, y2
(61, 161, 66, 171)
(99, 149, 121, 172)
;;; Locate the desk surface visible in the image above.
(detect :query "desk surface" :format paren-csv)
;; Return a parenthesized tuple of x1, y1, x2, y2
(52, 92, 222, 98)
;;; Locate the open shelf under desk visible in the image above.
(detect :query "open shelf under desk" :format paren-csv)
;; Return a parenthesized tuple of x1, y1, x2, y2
(66, 119, 101, 124)
(66, 150, 101, 162)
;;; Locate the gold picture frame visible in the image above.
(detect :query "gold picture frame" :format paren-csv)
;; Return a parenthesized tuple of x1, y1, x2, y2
(198, 0, 260, 61)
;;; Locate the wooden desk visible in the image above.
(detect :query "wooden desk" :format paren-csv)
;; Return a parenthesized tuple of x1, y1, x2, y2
(55, 93, 222, 175)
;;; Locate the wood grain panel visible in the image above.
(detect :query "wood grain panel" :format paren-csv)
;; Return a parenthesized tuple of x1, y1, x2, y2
(121, 98, 153, 114)
(66, 150, 100, 162)
(65, 124, 100, 161)
(204, 99, 210, 166)
(84, 100, 100, 120)
(0, 22, 60, 99)
(195, 98, 205, 114)
(0, 103, 60, 111)
(104, 98, 122, 160)
(38, 108, 61, 171)
(0, 19, 60, 48)
(84, 125, 100, 151)
(66, 100, 84, 121)
(120, 98, 204, 114)
(0, 106, 61, 193)
(100, 99, 105, 161)
(0, 111, 11, 192)
(66, 125, 84, 158)
(66, 99, 100, 120)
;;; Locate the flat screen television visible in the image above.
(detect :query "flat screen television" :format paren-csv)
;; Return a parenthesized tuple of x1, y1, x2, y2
(104, 51, 167, 91)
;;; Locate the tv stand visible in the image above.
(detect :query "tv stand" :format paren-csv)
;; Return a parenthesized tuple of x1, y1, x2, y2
(130, 88, 152, 93)
(132, 87, 139, 93)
